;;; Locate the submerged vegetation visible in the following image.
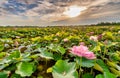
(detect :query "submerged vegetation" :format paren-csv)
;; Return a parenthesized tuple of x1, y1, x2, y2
(0, 26, 120, 78)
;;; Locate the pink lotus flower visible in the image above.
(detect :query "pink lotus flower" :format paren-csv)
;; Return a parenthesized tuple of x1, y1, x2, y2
(83, 52, 96, 59)
(71, 45, 88, 57)
(97, 34, 102, 40)
(104, 40, 108, 45)
(79, 42, 85, 46)
(56, 33, 60, 36)
(63, 38, 69, 42)
(71, 45, 96, 59)
(86, 32, 94, 36)
(90, 32, 94, 35)
(90, 36, 98, 42)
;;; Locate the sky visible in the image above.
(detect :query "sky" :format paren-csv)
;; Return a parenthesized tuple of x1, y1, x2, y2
(0, 0, 120, 26)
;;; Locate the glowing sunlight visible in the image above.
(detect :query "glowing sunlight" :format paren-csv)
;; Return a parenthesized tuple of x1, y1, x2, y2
(63, 5, 87, 18)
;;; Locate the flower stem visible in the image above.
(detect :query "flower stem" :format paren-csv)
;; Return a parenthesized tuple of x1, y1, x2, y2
(79, 57, 82, 78)
(103, 46, 107, 58)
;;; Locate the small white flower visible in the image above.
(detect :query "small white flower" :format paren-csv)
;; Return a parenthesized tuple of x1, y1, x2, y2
(118, 31, 120, 34)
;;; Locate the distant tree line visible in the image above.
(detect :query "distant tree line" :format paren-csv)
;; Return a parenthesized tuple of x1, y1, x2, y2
(95, 22, 120, 26)
(0, 22, 120, 27)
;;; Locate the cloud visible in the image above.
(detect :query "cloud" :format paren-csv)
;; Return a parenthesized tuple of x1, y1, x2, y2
(85, 1, 120, 17)
(0, 0, 120, 26)
(53, 1, 120, 25)
(0, 0, 111, 17)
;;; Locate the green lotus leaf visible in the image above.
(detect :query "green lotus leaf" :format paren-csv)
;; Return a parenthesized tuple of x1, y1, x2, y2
(0, 72, 8, 78)
(52, 60, 78, 78)
(15, 62, 35, 77)
(76, 57, 95, 68)
(95, 74, 104, 78)
(0, 45, 4, 52)
(39, 51, 53, 59)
